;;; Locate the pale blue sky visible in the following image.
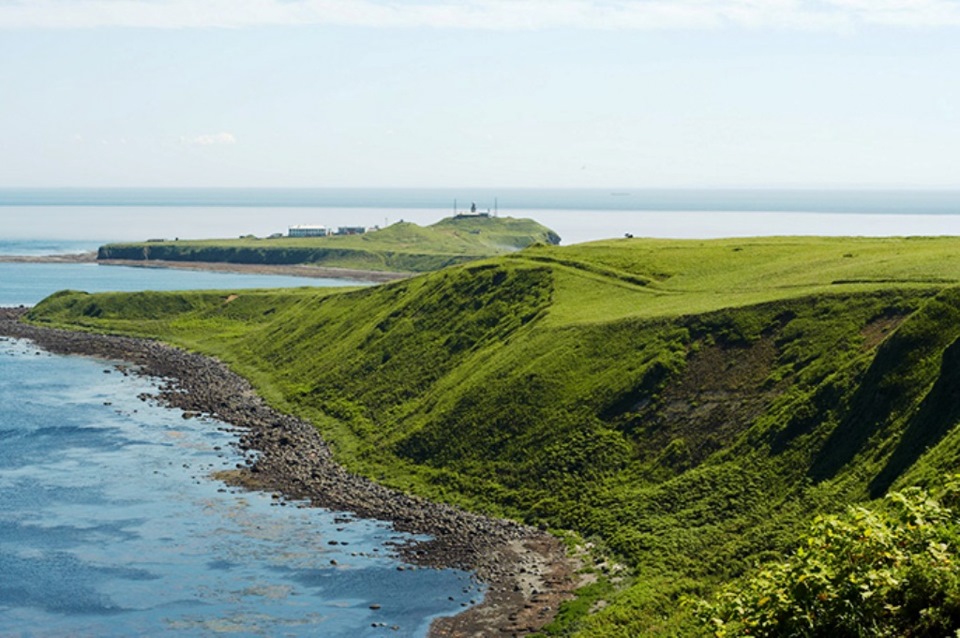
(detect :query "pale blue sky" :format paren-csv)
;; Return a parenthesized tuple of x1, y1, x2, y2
(1, 1, 959, 188)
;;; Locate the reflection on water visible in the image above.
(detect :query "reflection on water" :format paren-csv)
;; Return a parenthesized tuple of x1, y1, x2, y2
(0, 338, 480, 637)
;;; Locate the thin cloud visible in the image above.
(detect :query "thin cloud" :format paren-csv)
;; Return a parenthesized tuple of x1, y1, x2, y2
(181, 132, 237, 146)
(1, 0, 960, 30)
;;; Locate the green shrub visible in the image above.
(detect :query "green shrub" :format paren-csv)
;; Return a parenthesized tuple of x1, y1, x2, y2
(696, 480, 960, 637)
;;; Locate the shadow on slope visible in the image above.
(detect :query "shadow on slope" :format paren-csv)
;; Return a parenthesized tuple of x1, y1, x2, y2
(807, 288, 960, 487)
(870, 334, 960, 496)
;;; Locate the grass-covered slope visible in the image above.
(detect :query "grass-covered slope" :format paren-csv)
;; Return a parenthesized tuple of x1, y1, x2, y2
(97, 215, 561, 273)
(29, 235, 960, 635)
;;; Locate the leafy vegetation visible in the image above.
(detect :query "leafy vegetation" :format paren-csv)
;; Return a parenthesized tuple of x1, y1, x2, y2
(696, 480, 960, 637)
(27, 235, 960, 635)
(97, 215, 561, 272)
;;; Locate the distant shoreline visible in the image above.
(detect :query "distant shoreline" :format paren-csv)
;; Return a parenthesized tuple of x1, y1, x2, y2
(0, 252, 410, 284)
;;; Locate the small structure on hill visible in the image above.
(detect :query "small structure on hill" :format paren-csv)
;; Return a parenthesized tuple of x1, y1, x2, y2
(453, 198, 497, 219)
(289, 225, 329, 238)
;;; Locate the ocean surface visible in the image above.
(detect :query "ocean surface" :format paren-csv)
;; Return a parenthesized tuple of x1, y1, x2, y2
(2, 188, 960, 245)
(0, 240, 101, 256)
(0, 262, 358, 308)
(0, 244, 477, 637)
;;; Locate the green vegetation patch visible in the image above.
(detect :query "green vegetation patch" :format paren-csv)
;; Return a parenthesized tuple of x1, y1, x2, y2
(28, 235, 960, 636)
(696, 480, 960, 638)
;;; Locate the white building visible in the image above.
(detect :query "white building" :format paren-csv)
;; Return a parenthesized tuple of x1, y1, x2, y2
(288, 225, 329, 238)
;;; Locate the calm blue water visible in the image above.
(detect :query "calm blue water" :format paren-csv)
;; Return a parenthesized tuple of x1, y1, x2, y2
(0, 239, 101, 256)
(0, 340, 479, 637)
(0, 244, 479, 637)
(0, 263, 358, 308)
(2, 188, 960, 244)
(2, 187, 960, 214)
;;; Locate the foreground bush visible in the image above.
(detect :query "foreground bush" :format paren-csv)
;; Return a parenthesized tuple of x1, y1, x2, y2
(697, 480, 960, 637)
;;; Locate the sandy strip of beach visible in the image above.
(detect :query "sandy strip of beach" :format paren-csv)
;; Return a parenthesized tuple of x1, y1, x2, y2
(0, 307, 580, 637)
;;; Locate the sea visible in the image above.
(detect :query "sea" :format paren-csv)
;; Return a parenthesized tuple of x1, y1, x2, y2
(0, 338, 480, 637)
(2, 187, 960, 245)
(2, 187, 960, 636)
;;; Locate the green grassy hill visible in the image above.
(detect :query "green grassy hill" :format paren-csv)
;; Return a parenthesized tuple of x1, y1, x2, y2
(29, 235, 960, 635)
(97, 215, 561, 272)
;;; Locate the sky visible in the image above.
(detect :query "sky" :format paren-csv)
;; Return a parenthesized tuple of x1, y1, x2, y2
(1, 0, 959, 189)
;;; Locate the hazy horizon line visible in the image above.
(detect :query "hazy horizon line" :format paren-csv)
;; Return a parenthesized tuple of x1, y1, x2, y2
(4, 186, 960, 192)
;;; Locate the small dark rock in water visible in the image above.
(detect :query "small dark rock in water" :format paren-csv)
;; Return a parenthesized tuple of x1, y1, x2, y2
(369, 604, 382, 610)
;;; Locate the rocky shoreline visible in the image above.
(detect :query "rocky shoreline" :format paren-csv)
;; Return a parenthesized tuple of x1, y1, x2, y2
(0, 307, 579, 637)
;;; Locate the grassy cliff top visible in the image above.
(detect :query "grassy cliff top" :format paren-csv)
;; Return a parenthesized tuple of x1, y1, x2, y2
(97, 215, 561, 272)
(29, 235, 960, 635)
(509, 235, 960, 322)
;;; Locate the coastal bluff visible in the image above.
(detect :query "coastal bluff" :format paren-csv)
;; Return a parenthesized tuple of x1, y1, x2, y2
(24, 235, 960, 636)
(97, 215, 561, 274)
